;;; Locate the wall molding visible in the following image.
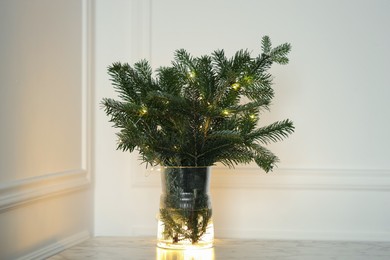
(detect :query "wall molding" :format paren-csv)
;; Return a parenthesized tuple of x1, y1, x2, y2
(131, 0, 152, 62)
(132, 167, 390, 191)
(0, 169, 90, 212)
(17, 230, 91, 260)
(211, 167, 390, 190)
(0, 0, 93, 212)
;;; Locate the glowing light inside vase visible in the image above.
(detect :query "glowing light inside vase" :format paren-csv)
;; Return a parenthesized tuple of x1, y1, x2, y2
(157, 220, 214, 250)
(156, 247, 215, 260)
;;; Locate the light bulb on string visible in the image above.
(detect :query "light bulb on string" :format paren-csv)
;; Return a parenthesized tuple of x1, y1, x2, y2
(244, 75, 253, 84)
(188, 70, 196, 79)
(222, 109, 230, 116)
(231, 82, 240, 90)
(139, 106, 148, 116)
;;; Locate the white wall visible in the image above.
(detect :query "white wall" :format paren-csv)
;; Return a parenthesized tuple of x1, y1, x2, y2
(0, 0, 93, 258)
(94, 0, 390, 241)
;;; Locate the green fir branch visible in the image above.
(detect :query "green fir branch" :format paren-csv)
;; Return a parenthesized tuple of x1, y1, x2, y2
(102, 36, 294, 172)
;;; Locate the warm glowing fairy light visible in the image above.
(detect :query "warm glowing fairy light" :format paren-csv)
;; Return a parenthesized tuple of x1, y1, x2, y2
(231, 82, 240, 90)
(188, 71, 196, 78)
(222, 109, 230, 116)
(244, 75, 253, 84)
(140, 107, 148, 115)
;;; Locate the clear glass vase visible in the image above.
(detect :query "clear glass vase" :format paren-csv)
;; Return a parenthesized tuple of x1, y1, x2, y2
(157, 167, 214, 249)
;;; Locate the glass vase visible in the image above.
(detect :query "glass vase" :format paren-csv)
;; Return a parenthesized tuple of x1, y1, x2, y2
(157, 167, 214, 249)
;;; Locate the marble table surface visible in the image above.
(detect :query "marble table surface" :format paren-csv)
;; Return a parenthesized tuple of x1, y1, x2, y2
(48, 237, 390, 260)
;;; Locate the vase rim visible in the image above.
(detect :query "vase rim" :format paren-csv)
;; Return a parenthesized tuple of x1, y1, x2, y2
(161, 166, 211, 169)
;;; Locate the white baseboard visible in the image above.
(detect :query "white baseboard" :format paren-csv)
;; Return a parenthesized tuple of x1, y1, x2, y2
(215, 228, 390, 242)
(17, 230, 91, 260)
(131, 226, 157, 237)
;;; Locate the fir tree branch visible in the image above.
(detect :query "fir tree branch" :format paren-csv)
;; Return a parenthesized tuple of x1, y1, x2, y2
(249, 119, 295, 144)
(102, 36, 294, 171)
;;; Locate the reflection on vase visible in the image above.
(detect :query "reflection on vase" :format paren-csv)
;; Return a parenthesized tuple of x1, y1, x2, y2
(156, 247, 215, 260)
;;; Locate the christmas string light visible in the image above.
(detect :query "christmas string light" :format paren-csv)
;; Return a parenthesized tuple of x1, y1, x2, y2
(222, 109, 230, 116)
(139, 106, 148, 115)
(231, 82, 240, 90)
(188, 70, 196, 79)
